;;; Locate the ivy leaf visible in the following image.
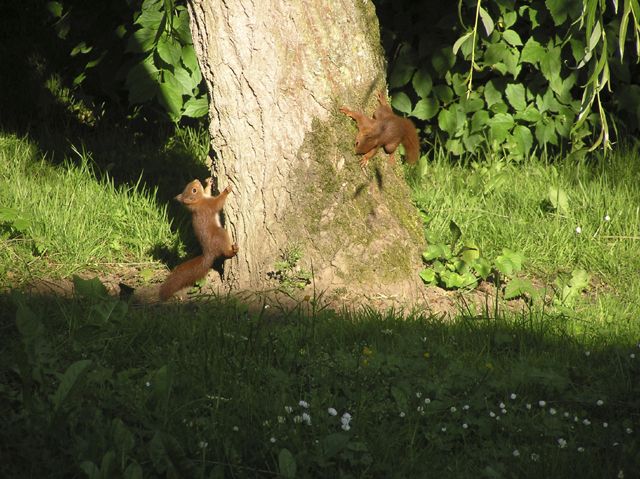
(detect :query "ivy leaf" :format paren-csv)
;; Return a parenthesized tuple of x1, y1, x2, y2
(412, 98, 439, 120)
(391, 92, 413, 114)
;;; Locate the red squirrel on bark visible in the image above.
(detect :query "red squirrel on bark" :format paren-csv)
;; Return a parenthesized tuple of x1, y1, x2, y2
(159, 177, 239, 301)
(340, 90, 419, 167)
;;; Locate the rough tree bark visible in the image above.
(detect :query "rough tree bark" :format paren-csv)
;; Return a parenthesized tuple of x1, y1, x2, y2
(187, 0, 424, 300)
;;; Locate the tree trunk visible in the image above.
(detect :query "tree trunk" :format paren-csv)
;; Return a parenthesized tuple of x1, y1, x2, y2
(187, 0, 424, 299)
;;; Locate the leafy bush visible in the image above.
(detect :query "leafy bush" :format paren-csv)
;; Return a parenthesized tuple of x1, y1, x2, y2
(375, 0, 640, 158)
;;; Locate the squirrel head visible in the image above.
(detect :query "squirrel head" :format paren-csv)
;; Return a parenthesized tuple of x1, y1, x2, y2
(176, 179, 204, 205)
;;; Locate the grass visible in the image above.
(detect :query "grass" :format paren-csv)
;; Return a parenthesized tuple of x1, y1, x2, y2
(1, 130, 640, 477)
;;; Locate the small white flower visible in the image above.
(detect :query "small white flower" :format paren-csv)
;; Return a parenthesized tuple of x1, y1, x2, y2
(531, 453, 540, 462)
(462, 423, 468, 429)
(585, 351, 591, 357)
(603, 422, 608, 428)
(575, 226, 582, 234)
(549, 408, 557, 415)
(341, 423, 351, 431)
(277, 416, 285, 424)
(510, 393, 517, 400)
(604, 214, 611, 222)
(526, 403, 532, 410)
(596, 400, 604, 406)
(441, 426, 447, 432)
(539, 400, 546, 407)
(299, 400, 309, 408)
(499, 402, 506, 409)
(574, 416, 579, 422)
(302, 412, 311, 425)
(417, 406, 424, 413)
(399, 411, 406, 418)
(285, 406, 293, 414)
(145, 381, 151, 387)
(463, 404, 470, 410)
(416, 392, 422, 398)
(232, 426, 239, 432)
(513, 449, 520, 457)
(564, 412, 570, 418)
(501, 408, 507, 415)
(342, 412, 352, 421)
(327, 407, 337, 416)
(293, 415, 302, 424)
(270, 437, 276, 443)
(558, 438, 567, 448)
(617, 470, 624, 479)
(199, 441, 208, 449)
(489, 411, 496, 418)
(583, 419, 591, 426)
(450, 406, 457, 413)
(577, 447, 585, 452)
(381, 329, 393, 335)
(424, 398, 431, 404)
(630, 353, 636, 359)
(626, 427, 633, 434)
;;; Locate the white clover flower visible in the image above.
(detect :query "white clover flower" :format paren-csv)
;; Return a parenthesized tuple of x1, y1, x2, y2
(463, 404, 470, 410)
(417, 406, 424, 413)
(381, 329, 393, 335)
(597, 400, 604, 406)
(526, 403, 532, 410)
(424, 398, 431, 404)
(583, 419, 591, 426)
(233, 426, 239, 432)
(285, 406, 293, 414)
(510, 393, 517, 400)
(450, 406, 457, 413)
(416, 392, 422, 398)
(199, 441, 208, 449)
(577, 447, 585, 452)
(299, 400, 309, 408)
(531, 453, 540, 462)
(564, 412, 570, 418)
(549, 408, 557, 415)
(603, 422, 608, 428)
(617, 470, 624, 479)
(277, 416, 285, 424)
(293, 415, 302, 424)
(145, 381, 151, 387)
(557, 438, 567, 448)
(513, 449, 520, 457)
(630, 353, 636, 359)
(489, 411, 496, 418)
(441, 426, 447, 432)
(501, 408, 507, 415)
(626, 427, 633, 434)
(302, 412, 311, 425)
(342, 412, 352, 421)
(539, 400, 546, 407)
(399, 411, 406, 418)
(574, 416, 579, 422)
(575, 226, 582, 234)
(341, 423, 351, 431)
(462, 423, 468, 429)
(585, 351, 591, 357)
(327, 407, 337, 416)
(604, 214, 611, 222)
(270, 437, 277, 443)
(499, 402, 506, 409)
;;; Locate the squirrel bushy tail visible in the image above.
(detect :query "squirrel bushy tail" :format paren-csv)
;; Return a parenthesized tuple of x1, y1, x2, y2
(159, 254, 213, 301)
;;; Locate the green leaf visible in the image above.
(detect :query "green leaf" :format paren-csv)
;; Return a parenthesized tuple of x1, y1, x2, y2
(461, 242, 480, 264)
(453, 31, 474, 56)
(423, 243, 453, 262)
(181, 44, 199, 73)
(389, 59, 415, 88)
(505, 83, 526, 111)
(127, 27, 157, 53)
(495, 249, 524, 276)
(471, 110, 490, 133)
(182, 97, 209, 118)
(126, 59, 160, 104)
(473, 257, 492, 279)
(73, 276, 109, 300)
(47, 1, 63, 18)
(278, 449, 297, 479)
(51, 359, 92, 412)
(535, 119, 558, 146)
(440, 270, 477, 289)
(113, 418, 136, 456)
(135, 9, 164, 29)
(545, 0, 572, 25)
(449, 220, 462, 246)
(123, 462, 143, 479)
(520, 38, 545, 65)
(484, 81, 503, 108)
(322, 433, 350, 458)
(412, 97, 439, 120)
(540, 46, 561, 82)
(438, 107, 458, 135)
(479, 6, 495, 35)
(504, 278, 537, 300)
(515, 105, 542, 122)
(502, 30, 523, 47)
(157, 36, 182, 66)
(419, 268, 437, 284)
(510, 125, 533, 157)
(431, 47, 455, 75)
(158, 71, 184, 121)
(488, 113, 514, 142)
(412, 68, 433, 98)
(174, 66, 196, 94)
(391, 92, 413, 114)
(548, 186, 569, 214)
(433, 85, 454, 103)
